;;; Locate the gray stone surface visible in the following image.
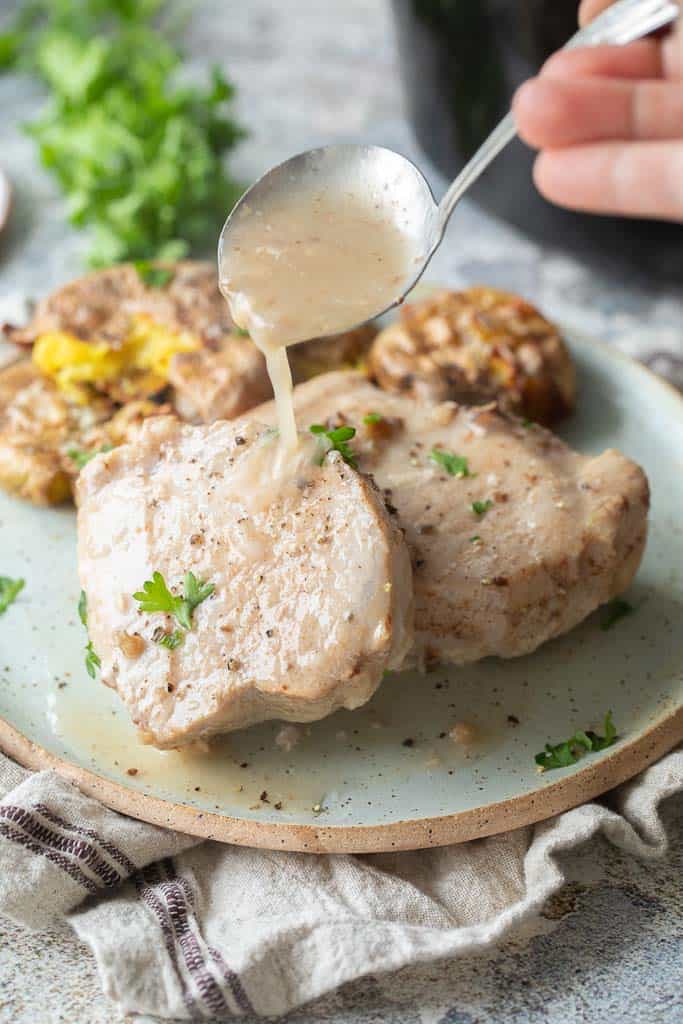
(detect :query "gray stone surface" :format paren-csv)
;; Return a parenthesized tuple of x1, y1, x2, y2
(0, 1, 681, 1022)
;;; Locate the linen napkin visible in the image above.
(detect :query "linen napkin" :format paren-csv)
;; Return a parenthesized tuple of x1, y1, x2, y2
(0, 747, 680, 1019)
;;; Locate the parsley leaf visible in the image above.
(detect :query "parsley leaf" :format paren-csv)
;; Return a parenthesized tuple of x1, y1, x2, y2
(178, 573, 215, 630)
(471, 499, 493, 517)
(84, 640, 101, 679)
(67, 445, 113, 470)
(1, 2, 244, 267)
(0, 576, 24, 615)
(78, 588, 88, 627)
(155, 629, 184, 650)
(134, 572, 179, 618)
(430, 448, 472, 478)
(309, 424, 357, 468)
(134, 262, 174, 288)
(601, 598, 634, 631)
(535, 711, 617, 771)
(363, 412, 383, 425)
(78, 590, 100, 677)
(233, 326, 250, 337)
(134, 571, 214, 631)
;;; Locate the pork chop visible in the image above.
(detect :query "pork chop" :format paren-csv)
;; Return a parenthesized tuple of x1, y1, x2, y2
(77, 416, 413, 747)
(250, 371, 648, 667)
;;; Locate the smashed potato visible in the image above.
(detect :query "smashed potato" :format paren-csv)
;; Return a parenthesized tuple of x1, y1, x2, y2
(367, 287, 575, 425)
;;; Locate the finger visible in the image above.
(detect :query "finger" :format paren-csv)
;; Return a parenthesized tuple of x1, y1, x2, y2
(663, 18, 683, 79)
(542, 40, 663, 80)
(514, 76, 683, 147)
(533, 141, 683, 221)
(579, 0, 615, 28)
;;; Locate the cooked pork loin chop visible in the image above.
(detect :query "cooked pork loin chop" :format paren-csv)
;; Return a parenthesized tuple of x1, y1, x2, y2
(251, 371, 648, 667)
(77, 416, 413, 746)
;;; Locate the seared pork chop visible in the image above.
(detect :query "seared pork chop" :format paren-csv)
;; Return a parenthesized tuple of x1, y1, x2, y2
(77, 416, 413, 746)
(251, 371, 648, 667)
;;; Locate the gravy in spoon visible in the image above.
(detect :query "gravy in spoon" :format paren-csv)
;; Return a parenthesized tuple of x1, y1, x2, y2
(219, 184, 419, 448)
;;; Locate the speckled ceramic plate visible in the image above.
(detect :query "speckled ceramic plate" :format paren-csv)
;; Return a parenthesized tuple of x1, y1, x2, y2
(1, 326, 681, 853)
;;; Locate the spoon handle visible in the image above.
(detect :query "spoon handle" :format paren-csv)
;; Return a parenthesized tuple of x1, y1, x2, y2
(434, 0, 679, 238)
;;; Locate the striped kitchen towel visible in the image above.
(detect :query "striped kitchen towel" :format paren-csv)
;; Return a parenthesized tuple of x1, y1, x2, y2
(0, 747, 680, 1019)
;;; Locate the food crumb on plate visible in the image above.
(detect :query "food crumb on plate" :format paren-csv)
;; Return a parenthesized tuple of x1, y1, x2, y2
(275, 724, 303, 752)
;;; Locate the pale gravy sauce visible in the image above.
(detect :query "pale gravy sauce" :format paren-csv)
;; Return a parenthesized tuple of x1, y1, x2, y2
(219, 186, 418, 449)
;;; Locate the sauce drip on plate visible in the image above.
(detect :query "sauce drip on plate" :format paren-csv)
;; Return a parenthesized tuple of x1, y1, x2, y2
(219, 186, 417, 448)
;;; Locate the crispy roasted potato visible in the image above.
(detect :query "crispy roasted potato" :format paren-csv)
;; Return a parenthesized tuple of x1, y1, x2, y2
(0, 358, 169, 505)
(367, 287, 575, 425)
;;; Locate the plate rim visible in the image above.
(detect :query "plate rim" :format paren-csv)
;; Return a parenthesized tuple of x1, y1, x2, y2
(1, 326, 682, 853)
(1, 704, 680, 853)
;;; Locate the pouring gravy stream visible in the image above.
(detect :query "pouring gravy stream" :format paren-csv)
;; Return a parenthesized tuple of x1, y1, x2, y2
(219, 186, 419, 449)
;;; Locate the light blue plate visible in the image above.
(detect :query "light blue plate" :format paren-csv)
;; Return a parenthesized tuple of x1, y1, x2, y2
(0, 327, 681, 852)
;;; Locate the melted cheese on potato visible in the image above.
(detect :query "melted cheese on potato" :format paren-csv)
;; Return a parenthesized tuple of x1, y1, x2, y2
(32, 314, 200, 403)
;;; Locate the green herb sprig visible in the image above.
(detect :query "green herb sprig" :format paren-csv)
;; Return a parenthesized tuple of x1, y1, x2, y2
(134, 261, 174, 288)
(0, 577, 25, 615)
(78, 589, 101, 678)
(156, 629, 184, 650)
(471, 499, 493, 517)
(134, 571, 214, 633)
(430, 448, 472, 478)
(309, 425, 357, 468)
(67, 445, 113, 470)
(0, 0, 244, 267)
(535, 711, 617, 771)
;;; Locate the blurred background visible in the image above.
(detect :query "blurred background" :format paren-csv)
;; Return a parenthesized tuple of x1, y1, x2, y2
(1, 0, 682, 383)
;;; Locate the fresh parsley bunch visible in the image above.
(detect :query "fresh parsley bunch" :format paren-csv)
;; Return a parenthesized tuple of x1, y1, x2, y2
(1, 0, 244, 266)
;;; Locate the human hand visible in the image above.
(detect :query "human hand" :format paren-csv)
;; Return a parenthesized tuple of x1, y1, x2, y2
(512, 0, 683, 221)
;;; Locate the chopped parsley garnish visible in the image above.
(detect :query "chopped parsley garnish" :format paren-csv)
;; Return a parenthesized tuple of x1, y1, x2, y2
(78, 590, 100, 678)
(430, 448, 472, 478)
(601, 598, 634, 631)
(535, 711, 617, 771)
(469, 535, 481, 544)
(156, 629, 184, 650)
(134, 571, 214, 631)
(84, 640, 101, 679)
(233, 326, 250, 337)
(134, 262, 174, 289)
(471, 499, 493, 517)
(67, 445, 113, 470)
(309, 424, 357, 468)
(363, 412, 383, 425)
(0, 576, 24, 615)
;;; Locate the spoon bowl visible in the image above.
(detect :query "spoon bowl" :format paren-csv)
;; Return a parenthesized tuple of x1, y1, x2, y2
(218, 143, 439, 342)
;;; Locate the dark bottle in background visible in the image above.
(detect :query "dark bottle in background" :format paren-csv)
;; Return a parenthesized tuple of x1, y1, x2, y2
(391, 0, 682, 281)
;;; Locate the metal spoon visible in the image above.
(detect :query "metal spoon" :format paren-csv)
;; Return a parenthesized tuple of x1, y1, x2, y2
(219, 0, 678, 338)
